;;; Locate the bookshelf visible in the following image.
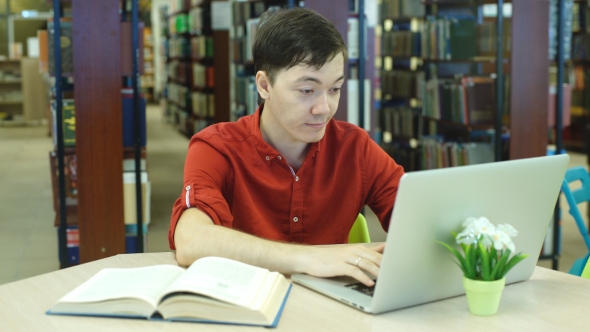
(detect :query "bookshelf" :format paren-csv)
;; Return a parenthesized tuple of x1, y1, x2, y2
(0, 58, 46, 124)
(45, 0, 152, 265)
(565, 0, 590, 152)
(163, 0, 230, 138)
(142, 27, 156, 101)
(230, 0, 276, 120)
(377, 0, 550, 171)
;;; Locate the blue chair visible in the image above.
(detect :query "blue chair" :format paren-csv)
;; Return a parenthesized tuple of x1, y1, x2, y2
(348, 214, 371, 244)
(560, 166, 590, 275)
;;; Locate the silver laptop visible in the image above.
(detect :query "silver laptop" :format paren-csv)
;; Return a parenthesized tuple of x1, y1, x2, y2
(292, 154, 569, 314)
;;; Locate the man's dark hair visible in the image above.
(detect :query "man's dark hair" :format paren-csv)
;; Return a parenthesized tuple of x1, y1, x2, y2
(253, 7, 348, 85)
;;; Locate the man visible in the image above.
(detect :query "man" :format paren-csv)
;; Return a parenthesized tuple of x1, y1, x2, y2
(169, 7, 404, 286)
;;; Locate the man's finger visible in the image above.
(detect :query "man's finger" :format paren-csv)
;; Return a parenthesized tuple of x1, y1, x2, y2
(349, 266, 375, 287)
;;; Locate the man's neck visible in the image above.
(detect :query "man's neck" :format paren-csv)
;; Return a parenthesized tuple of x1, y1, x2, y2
(259, 108, 310, 169)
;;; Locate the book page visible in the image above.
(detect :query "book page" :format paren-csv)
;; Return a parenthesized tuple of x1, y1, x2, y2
(163, 257, 268, 308)
(60, 265, 185, 308)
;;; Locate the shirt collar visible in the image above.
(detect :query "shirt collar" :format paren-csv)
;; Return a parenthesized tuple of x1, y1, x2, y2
(251, 103, 322, 166)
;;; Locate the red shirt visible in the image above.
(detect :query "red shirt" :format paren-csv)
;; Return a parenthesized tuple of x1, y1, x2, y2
(168, 106, 404, 249)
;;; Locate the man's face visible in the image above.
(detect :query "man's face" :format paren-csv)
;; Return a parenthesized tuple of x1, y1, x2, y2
(262, 53, 345, 144)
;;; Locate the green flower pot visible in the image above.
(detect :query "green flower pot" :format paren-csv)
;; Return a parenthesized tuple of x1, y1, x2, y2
(462, 276, 505, 316)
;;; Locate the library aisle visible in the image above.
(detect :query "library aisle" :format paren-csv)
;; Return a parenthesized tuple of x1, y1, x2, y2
(0, 105, 589, 284)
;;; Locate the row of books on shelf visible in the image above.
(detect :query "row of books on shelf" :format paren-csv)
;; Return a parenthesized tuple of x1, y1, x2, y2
(573, 0, 590, 34)
(382, 30, 420, 58)
(383, 19, 510, 61)
(192, 62, 214, 88)
(232, 0, 265, 26)
(191, 91, 215, 118)
(49, 147, 149, 225)
(167, 60, 214, 87)
(60, 224, 148, 265)
(167, 82, 190, 108)
(53, 175, 150, 266)
(570, 66, 590, 117)
(571, 34, 590, 60)
(167, 0, 196, 15)
(166, 37, 191, 58)
(189, 5, 211, 35)
(50, 92, 147, 149)
(421, 17, 477, 61)
(191, 35, 214, 59)
(380, 106, 418, 140)
(421, 138, 494, 170)
(233, 19, 259, 63)
(167, 82, 215, 117)
(168, 7, 211, 35)
(380, 0, 424, 19)
(422, 76, 506, 126)
(381, 70, 424, 100)
(167, 103, 213, 136)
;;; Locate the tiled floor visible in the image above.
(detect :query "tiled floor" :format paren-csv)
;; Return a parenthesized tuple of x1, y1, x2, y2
(0, 104, 589, 285)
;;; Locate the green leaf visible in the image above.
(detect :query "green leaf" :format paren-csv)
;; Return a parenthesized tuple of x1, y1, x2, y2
(468, 244, 477, 279)
(499, 253, 530, 278)
(438, 241, 468, 275)
(490, 247, 498, 269)
(490, 249, 510, 280)
(459, 242, 467, 253)
(478, 242, 491, 281)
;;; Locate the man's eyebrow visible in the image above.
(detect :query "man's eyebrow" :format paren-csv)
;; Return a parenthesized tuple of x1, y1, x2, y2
(294, 75, 345, 84)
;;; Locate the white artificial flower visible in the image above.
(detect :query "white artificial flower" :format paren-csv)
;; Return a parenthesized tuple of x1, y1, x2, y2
(497, 224, 518, 237)
(462, 217, 478, 228)
(472, 217, 495, 236)
(490, 229, 516, 253)
(455, 217, 500, 249)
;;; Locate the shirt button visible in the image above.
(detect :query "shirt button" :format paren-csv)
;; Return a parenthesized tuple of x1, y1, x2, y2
(277, 156, 282, 160)
(293, 217, 299, 222)
(295, 176, 299, 181)
(265, 156, 270, 161)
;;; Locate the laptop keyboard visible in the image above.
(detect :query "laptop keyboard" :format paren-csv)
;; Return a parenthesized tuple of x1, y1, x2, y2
(345, 280, 376, 297)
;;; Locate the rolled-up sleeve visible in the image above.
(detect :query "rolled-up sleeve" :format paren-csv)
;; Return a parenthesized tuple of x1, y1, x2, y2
(168, 136, 234, 250)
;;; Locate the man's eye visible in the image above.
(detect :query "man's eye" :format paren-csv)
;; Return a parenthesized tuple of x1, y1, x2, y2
(331, 88, 341, 93)
(301, 89, 313, 95)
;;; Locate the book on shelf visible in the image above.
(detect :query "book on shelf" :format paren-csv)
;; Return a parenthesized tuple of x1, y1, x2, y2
(51, 99, 76, 147)
(421, 17, 477, 60)
(462, 76, 496, 125)
(123, 171, 151, 226)
(381, 0, 425, 18)
(48, 18, 73, 75)
(49, 149, 78, 210)
(47, 256, 292, 327)
(548, 83, 571, 128)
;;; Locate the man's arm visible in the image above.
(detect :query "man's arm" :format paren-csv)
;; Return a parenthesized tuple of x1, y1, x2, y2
(174, 208, 384, 286)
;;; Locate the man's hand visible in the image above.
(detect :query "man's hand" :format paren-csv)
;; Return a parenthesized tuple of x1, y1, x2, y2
(175, 208, 385, 287)
(293, 244, 385, 286)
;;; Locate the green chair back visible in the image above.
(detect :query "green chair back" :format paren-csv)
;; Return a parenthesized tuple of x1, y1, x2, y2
(582, 257, 590, 280)
(348, 213, 371, 244)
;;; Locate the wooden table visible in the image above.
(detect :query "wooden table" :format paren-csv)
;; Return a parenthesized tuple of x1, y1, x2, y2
(1, 252, 589, 331)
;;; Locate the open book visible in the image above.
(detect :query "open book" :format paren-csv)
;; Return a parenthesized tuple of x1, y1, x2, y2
(47, 257, 292, 327)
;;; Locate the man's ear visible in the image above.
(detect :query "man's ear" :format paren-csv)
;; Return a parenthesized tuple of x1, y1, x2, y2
(256, 71, 271, 100)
